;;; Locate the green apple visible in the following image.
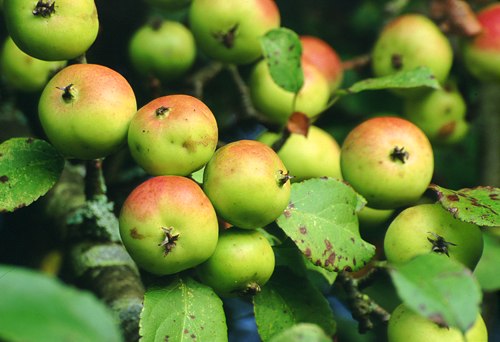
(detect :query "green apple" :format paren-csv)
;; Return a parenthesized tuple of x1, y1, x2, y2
(203, 140, 291, 229)
(119, 175, 219, 275)
(462, 3, 500, 82)
(128, 19, 196, 82)
(4, 0, 99, 61)
(38, 63, 137, 160)
(403, 81, 469, 145)
(249, 59, 330, 125)
(384, 203, 484, 270)
(300, 35, 343, 94)
(371, 14, 453, 96)
(388, 304, 487, 342)
(0, 36, 66, 92)
(340, 116, 434, 209)
(189, 0, 280, 65)
(127, 94, 218, 176)
(257, 125, 342, 182)
(196, 228, 275, 297)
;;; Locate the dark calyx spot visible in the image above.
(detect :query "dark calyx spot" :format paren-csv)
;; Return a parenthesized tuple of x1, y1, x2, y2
(57, 84, 75, 102)
(427, 231, 457, 257)
(277, 170, 293, 186)
(159, 226, 179, 256)
(214, 24, 239, 49)
(33, 0, 55, 17)
(391, 53, 403, 70)
(390, 146, 409, 164)
(150, 17, 163, 31)
(156, 106, 172, 118)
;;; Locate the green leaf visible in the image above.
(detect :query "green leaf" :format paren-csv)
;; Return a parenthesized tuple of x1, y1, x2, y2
(253, 267, 336, 341)
(276, 178, 375, 272)
(0, 137, 64, 212)
(260, 27, 304, 93)
(140, 276, 227, 342)
(0, 265, 123, 342)
(474, 230, 500, 291)
(429, 184, 500, 227)
(268, 323, 331, 342)
(339, 66, 441, 95)
(388, 253, 482, 334)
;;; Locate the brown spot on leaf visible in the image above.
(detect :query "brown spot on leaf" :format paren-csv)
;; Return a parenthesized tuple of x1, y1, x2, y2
(283, 209, 292, 218)
(490, 193, 499, 200)
(304, 248, 312, 257)
(323, 239, 333, 256)
(446, 194, 459, 201)
(325, 252, 336, 266)
(299, 225, 307, 234)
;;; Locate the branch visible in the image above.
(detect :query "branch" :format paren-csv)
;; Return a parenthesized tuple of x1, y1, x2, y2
(430, 0, 482, 36)
(186, 61, 224, 99)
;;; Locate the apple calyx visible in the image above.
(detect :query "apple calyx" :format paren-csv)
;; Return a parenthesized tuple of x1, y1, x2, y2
(214, 24, 239, 49)
(159, 226, 180, 256)
(427, 231, 457, 257)
(33, 0, 56, 18)
(241, 282, 261, 296)
(391, 54, 403, 70)
(150, 18, 163, 31)
(155, 106, 172, 118)
(56, 84, 76, 102)
(390, 146, 409, 164)
(277, 170, 293, 186)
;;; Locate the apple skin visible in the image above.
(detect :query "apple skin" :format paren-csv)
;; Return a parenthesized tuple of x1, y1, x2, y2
(189, 0, 280, 65)
(340, 116, 434, 209)
(462, 3, 500, 82)
(388, 304, 488, 342)
(300, 35, 344, 94)
(384, 203, 484, 270)
(196, 228, 275, 297)
(128, 19, 196, 82)
(249, 59, 330, 125)
(38, 64, 137, 160)
(202, 140, 291, 229)
(371, 14, 453, 95)
(127, 94, 218, 176)
(403, 81, 469, 145)
(0, 36, 66, 92)
(4, 0, 99, 61)
(257, 125, 342, 182)
(119, 176, 219, 276)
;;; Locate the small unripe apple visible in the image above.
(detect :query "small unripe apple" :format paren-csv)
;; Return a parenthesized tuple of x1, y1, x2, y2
(119, 176, 219, 275)
(127, 94, 218, 176)
(372, 14, 453, 95)
(257, 125, 342, 182)
(128, 19, 196, 82)
(300, 35, 343, 94)
(462, 3, 500, 82)
(249, 59, 330, 125)
(4, 0, 99, 61)
(203, 140, 291, 229)
(196, 228, 275, 297)
(403, 81, 469, 145)
(188, 0, 280, 65)
(340, 116, 434, 209)
(38, 64, 137, 160)
(384, 203, 484, 270)
(0, 36, 66, 92)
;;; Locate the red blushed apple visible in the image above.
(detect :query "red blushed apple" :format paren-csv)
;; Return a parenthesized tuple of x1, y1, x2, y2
(189, 0, 280, 65)
(462, 3, 500, 82)
(38, 64, 137, 160)
(300, 35, 343, 94)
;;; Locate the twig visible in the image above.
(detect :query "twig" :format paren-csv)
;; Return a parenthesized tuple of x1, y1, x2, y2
(342, 54, 371, 71)
(226, 64, 260, 119)
(186, 61, 224, 99)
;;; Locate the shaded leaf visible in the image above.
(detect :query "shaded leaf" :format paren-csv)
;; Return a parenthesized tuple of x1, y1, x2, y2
(389, 253, 482, 334)
(0, 138, 64, 212)
(0, 265, 123, 342)
(474, 230, 500, 291)
(140, 276, 227, 342)
(260, 27, 304, 93)
(253, 267, 336, 341)
(269, 323, 331, 342)
(276, 178, 375, 272)
(429, 184, 500, 227)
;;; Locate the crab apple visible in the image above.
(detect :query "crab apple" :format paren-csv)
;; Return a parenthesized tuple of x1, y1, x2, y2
(4, 0, 99, 61)
(119, 176, 219, 275)
(384, 203, 484, 270)
(127, 94, 218, 176)
(257, 125, 342, 182)
(340, 116, 434, 209)
(388, 304, 488, 342)
(128, 19, 196, 82)
(249, 59, 330, 125)
(38, 64, 137, 160)
(188, 0, 280, 65)
(0, 36, 66, 92)
(196, 228, 275, 297)
(462, 3, 500, 82)
(203, 140, 291, 229)
(403, 81, 469, 145)
(300, 35, 344, 94)
(371, 14, 453, 96)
